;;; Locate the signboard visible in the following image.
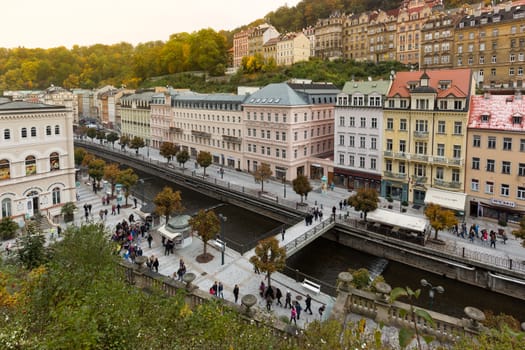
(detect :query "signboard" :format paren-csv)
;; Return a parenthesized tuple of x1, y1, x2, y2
(491, 198, 516, 208)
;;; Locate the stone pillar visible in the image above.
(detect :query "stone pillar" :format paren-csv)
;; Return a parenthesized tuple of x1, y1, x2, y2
(331, 271, 354, 322)
(374, 281, 392, 323)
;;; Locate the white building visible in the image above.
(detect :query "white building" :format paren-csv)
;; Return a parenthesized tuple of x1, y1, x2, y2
(0, 100, 76, 224)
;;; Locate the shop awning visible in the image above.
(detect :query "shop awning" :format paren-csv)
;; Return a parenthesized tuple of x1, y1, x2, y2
(157, 225, 182, 241)
(424, 188, 466, 212)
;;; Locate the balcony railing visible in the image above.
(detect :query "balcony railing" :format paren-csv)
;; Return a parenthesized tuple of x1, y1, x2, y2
(191, 130, 211, 138)
(395, 152, 408, 159)
(449, 158, 463, 166)
(384, 171, 407, 179)
(434, 178, 462, 189)
(433, 156, 447, 165)
(384, 150, 393, 157)
(412, 154, 428, 161)
(413, 131, 429, 138)
(222, 135, 242, 143)
(169, 127, 183, 133)
(413, 176, 427, 184)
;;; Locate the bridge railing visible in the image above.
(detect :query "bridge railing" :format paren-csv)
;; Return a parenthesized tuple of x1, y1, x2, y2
(283, 217, 335, 254)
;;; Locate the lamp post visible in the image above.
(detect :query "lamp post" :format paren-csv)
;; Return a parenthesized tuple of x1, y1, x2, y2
(218, 213, 227, 266)
(282, 175, 286, 198)
(420, 278, 444, 309)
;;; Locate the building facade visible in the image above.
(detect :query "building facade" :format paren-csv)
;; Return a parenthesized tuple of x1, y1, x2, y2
(248, 24, 280, 57)
(276, 32, 310, 66)
(344, 12, 370, 62)
(233, 29, 251, 69)
(382, 69, 474, 212)
(0, 101, 76, 223)
(465, 93, 525, 224)
(314, 12, 345, 60)
(120, 90, 157, 149)
(367, 9, 399, 63)
(334, 80, 391, 191)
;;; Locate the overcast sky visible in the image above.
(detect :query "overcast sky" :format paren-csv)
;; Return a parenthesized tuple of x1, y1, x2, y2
(2, 0, 300, 49)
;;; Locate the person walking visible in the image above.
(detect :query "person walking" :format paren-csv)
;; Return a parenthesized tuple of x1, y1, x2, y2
(117, 203, 121, 214)
(133, 197, 138, 209)
(290, 305, 297, 325)
(490, 230, 497, 248)
(295, 300, 302, 320)
(318, 304, 326, 319)
(111, 204, 116, 215)
(152, 255, 159, 273)
(259, 281, 266, 298)
(265, 294, 273, 311)
(218, 281, 224, 298)
(305, 294, 313, 315)
(275, 287, 283, 307)
(147, 232, 153, 248)
(281, 226, 286, 241)
(233, 284, 240, 303)
(285, 290, 292, 309)
(332, 205, 337, 220)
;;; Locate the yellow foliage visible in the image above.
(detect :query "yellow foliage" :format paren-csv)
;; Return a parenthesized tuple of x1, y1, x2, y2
(179, 303, 193, 318)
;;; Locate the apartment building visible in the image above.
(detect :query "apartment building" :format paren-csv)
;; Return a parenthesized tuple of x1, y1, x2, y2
(334, 80, 391, 191)
(314, 12, 345, 60)
(454, 1, 525, 90)
(41, 85, 77, 123)
(367, 9, 399, 63)
(382, 68, 474, 213)
(248, 24, 280, 57)
(233, 29, 251, 69)
(263, 37, 279, 64)
(465, 93, 525, 223)
(243, 82, 339, 180)
(120, 90, 156, 148)
(344, 12, 370, 62)
(302, 26, 316, 58)
(276, 32, 310, 66)
(0, 100, 76, 223)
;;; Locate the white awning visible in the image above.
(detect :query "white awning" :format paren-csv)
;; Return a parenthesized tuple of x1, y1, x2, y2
(424, 188, 466, 212)
(367, 209, 428, 233)
(157, 225, 182, 241)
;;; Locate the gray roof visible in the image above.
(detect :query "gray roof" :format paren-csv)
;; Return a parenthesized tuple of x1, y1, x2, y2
(173, 92, 247, 104)
(0, 101, 63, 110)
(243, 83, 308, 106)
(342, 80, 391, 95)
(121, 91, 156, 102)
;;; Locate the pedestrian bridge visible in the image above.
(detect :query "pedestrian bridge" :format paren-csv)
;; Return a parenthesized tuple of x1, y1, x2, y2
(283, 218, 336, 257)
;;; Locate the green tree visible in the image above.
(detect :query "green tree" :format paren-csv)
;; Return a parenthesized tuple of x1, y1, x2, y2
(253, 163, 272, 193)
(159, 141, 178, 163)
(129, 136, 145, 155)
(189, 28, 227, 75)
(106, 132, 119, 148)
(95, 130, 106, 144)
(60, 202, 77, 223)
(189, 209, 221, 263)
(196, 151, 212, 177)
(347, 188, 379, 221)
(86, 127, 97, 141)
(512, 217, 525, 247)
(74, 147, 87, 166)
(87, 158, 106, 188)
(176, 149, 190, 168)
(153, 186, 184, 224)
(116, 168, 139, 206)
(249, 237, 286, 289)
(103, 163, 121, 197)
(292, 174, 313, 203)
(16, 222, 47, 270)
(424, 203, 458, 241)
(119, 135, 130, 150)
(0, 216, 19, 240)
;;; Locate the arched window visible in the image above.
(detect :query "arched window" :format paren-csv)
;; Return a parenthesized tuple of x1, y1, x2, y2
(0, 159, 10, 180)
(1, 198, 12, 217)
(54, 125, 60, 135)
(50, 152, 60, 171)
(52, 187, 61, 205)
(21, 127, 27, 138)
(46, 126, 52, 135)
(4, 129, 10, 140)
(25, 155, 36, 175)
(31, 127, 37, 137)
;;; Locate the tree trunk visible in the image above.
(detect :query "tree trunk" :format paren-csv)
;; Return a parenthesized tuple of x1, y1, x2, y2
(266, 272, 271, 288)
(434, 229, 439, 240)
(261, 180, 264, 193)
(203, 241, 207, 256)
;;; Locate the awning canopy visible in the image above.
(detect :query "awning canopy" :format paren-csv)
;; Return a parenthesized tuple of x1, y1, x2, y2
(157, 225, 182, 241)
(367, 209, 428, 233)
(424, 188, 466, 212)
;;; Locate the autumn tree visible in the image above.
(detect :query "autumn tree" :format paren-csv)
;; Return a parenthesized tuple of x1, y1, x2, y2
(196, 151, 212, 176)
(153, 186, 184, 224)
(106, 132, 119, 148)
(188, 209, 221, 263)
(74, 147, 87, 166)
(87, 158, 106, 188)
(116, 168, 139, 206)
(81, 153, 95, 167)
(103, 163, 121, 197)
(86, 127, 97, 141)
(424, 203, 458, 241)
(347, 188, 379, 221)
(176, 149, 190, 168)
(292, 175, 313, 203)
(129, 136, 145, 155)
(159, 142, 178, 163)
(119, 135, 130, 150)
(249, 237, 286, 289)
(253, 163, 272, 193)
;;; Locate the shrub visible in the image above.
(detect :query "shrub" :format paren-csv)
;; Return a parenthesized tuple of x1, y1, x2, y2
(401, 200, 409, 207)
(498, 219, 507, 227)
(0, 217, 18, 240)
(386, 196, 393, 203)
(351, 268, 370, 290)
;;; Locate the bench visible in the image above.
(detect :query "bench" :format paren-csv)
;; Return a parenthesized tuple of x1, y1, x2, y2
(302, 278, 321, 294)
(211, 239, 225, 251)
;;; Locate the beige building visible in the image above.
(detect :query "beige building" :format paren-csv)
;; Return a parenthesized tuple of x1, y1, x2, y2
(120, 90, 157, 149)
(276, 32, 310, 66)
(344, 12, 370, 62)
(233, 29, 251, 69)
(465, 93, 525, 224)
(0, 100, 76, 223)
(314, 12, 345, 60)
(263, 37, 279, 65)
(41, 85, 77, 123)
(248, 24, 280, 57)
(367, 9, 399, 63)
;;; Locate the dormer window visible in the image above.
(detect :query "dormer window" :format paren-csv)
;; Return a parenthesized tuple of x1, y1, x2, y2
(420, 72, 430, 87)
(512, 115, 522, 125)
(481, 114, 490, 122)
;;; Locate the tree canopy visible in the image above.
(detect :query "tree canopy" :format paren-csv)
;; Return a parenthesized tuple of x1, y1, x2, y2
(424, 203, 458, 241)
(292, 175, 313, 203)
(347, 188, 379, 221)
(249, 237, 286, 288)
(153, 186, 184, 224)
(253, 163, 273, 193)
(196, 151, 212, 176)
(188, 209, 221, 263)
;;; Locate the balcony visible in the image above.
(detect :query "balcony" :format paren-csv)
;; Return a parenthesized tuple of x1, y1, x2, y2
(434, 178, 462, 189)
(412, 154, 428, 162)
(384, 150, 394, 157)
(395, 152, 408, 159)
(384, 171, 407, 179)
(433, 156, 447, 165)
(169, 127, 183, 133)
(413, 176, 427, 184)
(222, 135, 242, 143)
(413, 131, 429, 139)
(191, 130, 211, 138)
(448, 158, 463, 166)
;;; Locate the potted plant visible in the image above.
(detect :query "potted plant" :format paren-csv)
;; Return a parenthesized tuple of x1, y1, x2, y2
(61, 202, 77, 223)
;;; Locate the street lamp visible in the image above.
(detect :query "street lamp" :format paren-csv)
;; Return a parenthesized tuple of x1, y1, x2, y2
(420, 278, 444, 309)
(218, 213, 227, 266)
(282, 175, 286, 198)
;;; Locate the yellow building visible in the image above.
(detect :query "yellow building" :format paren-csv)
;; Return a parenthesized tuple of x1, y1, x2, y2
(382, 68, 474, 213)
(367, 9, 399, 63)
(465, 93, 525, 224)
(344, 12, 370, 62)
(396, 0, 433, 67)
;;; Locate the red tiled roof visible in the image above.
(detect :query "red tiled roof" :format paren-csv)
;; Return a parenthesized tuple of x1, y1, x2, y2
(387, 69, 472, 98)
(469, 94, 525, 131)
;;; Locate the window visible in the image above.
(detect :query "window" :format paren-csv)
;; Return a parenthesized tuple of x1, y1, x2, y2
(519, 163, 525, 177)
(453, 145, 461, 159)
(492, 55, 497, 63)
(349, 155, 354, 166)
(294, 132, 298, 141)
(371, 118, 377, 128)
(371, 137, 377, 150)
(488, 136, 496, 149)
(415, 120, 428, 132)
(25, 156, 36, 175)
(437, 120, 446, 134)
(437, 144, 445, 156)
(294, 149, 297, 159)
(282, 150, 286, 159)
(359, 137, 366, 148)
(452, 169, 460, 183)
(522, 139, 525, 152)
(21, 128, 27, 138)
(400, 119, 407, 131)
(436, 167, 444, 180)
(1, 198, 12, 218)
(31, 127, 36, 137)
(415, 142, 427, 154)
(339, 154, 344, 165)
(472, 157, 480, 170)
(502, 161, 511, 174)
(386, 139, 393, 151)
(52, 187, 61, 205)
(370, 158, 376, 170)
(360, 117, 366, 128)
(501, 184, 510, 197)
(385, 160, 392, 172)
(46, 126, 52, 135)
(0, 159, 10, 180)
(359, 157, 365, 168)
(339, 116, 345, 126)
(281, 132, 286, 141)
(503, 137, 512, 150)
(339, 135, 345, 145)
(518, 187, 525, 200)
(414, 163, 426, 177)
(486, 159, 495, 172)
(485, 181, 494, 194)
(276, 149, 280, 158)
(55, 125, 60, 135)
(349, 136, 355, 147)
(50, 152, 60, 171)
(453, 122, 462, 135)
(3, 129, 10, 140)
(399, 162, 405, 174)
(275, 131, 279, 140)
(399, 140, 406, 153)
(471, 179, 479, 191)
(473, 135, 481, 147)
(386, 118, 393, 129)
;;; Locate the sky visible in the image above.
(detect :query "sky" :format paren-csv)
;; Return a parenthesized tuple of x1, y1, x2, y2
(2, 0, 301, 49)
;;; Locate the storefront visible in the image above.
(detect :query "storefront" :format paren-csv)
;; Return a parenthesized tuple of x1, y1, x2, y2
(468, 197, 524, 224)
(334, 167, 381, 192)
(380, 180, 408, 202)
(424, 188, 466, 216)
